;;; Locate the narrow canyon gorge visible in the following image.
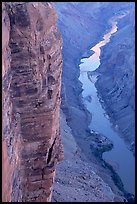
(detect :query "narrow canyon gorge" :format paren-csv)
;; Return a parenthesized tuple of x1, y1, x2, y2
(2, 2, 135, 202)
(53, 2, 135, 202)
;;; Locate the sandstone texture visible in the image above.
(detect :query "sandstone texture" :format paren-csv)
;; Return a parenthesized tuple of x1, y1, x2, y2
(2, 2, 63, 202)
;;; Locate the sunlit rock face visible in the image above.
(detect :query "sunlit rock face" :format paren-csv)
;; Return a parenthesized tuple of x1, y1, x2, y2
(2, 2, 63, 202)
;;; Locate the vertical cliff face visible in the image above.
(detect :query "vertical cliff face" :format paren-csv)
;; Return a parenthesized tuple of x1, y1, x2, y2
(2, 2, 63, 202)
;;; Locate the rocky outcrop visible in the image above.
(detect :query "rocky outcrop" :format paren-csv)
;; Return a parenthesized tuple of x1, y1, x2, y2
(95, 5, 135, 154)
(52, 111, 124, 202)
(2, 2, 63, 202)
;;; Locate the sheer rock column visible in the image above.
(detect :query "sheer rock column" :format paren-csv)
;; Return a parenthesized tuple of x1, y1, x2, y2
(2, 2, 63, 202)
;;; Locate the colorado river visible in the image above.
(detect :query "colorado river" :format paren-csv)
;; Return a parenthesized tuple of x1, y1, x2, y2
(79, 16, 135, 195)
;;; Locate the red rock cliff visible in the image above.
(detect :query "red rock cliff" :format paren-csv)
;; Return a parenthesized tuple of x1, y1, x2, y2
(2, 2, 63, 202)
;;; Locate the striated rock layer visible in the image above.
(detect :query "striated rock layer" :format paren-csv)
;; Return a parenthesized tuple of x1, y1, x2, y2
(2, 2, 63, 202)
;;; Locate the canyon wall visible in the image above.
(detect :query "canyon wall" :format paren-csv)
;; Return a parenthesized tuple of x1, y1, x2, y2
(2, 2, 63, 202)
(53, 3, 116, 155)
(53, 3, 134, 201)
(53, 2, 133, 161)
(95, 4, 135, 154)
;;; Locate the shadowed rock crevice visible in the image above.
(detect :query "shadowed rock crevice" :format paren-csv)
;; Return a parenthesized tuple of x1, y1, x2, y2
(47, 138, 57, 165)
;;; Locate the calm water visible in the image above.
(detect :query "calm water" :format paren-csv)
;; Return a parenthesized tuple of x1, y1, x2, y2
(79, 16, 135, 195)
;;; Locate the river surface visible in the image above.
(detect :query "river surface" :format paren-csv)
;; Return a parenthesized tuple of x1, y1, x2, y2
(78, 16, 135, 195)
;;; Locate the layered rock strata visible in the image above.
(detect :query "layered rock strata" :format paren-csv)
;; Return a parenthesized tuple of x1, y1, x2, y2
(2, 2, 63, 202)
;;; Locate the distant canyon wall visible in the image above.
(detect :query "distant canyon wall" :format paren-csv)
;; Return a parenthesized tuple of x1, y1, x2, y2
(95, 4, 135, 154)
(53, 2, 134, 151)
(2, 2, 63, 202)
